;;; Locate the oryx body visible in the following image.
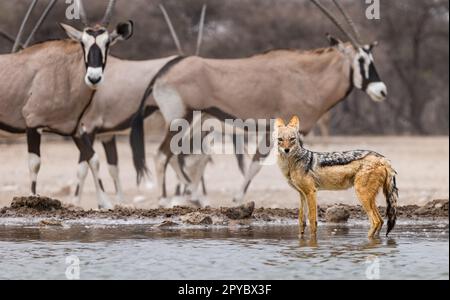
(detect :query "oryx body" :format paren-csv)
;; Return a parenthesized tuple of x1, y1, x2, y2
(74, 55, 211, 204)
(73, 55, 174, 203)
(135, 0, 388, 204)
(0, 41, 91, 135)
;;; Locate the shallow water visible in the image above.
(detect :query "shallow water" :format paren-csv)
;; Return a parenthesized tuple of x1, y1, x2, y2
(0, 222, 448, 280)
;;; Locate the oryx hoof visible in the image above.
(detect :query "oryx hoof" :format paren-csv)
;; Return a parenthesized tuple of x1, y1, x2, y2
(232, 196, 243, 204)
(144, 180, 155, 191)
(115, 193, 125, 203)
(98, 196, 114, 210)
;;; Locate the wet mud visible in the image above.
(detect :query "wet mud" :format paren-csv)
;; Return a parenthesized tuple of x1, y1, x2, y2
(0, 196, 447, 226)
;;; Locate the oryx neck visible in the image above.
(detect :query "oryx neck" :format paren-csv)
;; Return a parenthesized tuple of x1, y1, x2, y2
(295, 47, 353, 114)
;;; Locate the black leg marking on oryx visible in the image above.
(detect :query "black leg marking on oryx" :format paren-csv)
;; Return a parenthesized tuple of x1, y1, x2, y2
(175, 184, 181, 196)
(73, 133, 113, 209)
(102, 136, 118, 166)
(26, 128, 41, 195)
(73, 133, 105, 192)
(102, 136, 120, 193)
(74, 133, 95, 197)
(177, 154, 191, 184)
(201, 176, 207, 196)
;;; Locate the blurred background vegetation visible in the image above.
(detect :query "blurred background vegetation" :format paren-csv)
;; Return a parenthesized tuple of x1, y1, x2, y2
(0, 0, 448, 135)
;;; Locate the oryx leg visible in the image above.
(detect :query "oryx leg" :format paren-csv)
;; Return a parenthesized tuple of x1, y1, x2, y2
(233, 130, 273, 203)
(201, 176, 207, 196)
(233, 135, 248, 175)
(155, 112, 193, 202)
(101, 136, 124, 202)
(73, 133, 113, 210)
(26, 128, 41, 195)
(180, 154, 212, 207)
(73, 134, 95, 205)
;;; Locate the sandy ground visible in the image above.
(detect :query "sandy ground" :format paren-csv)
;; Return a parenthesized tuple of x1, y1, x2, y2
(0, 136, 448, 210)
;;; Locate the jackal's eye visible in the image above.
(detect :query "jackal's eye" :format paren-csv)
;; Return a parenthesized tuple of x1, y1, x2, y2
(278, 138, 283, 142)
(289, 137, 296, 142)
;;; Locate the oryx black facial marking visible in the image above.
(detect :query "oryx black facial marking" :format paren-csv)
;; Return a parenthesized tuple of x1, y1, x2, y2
(61, 20, 134, 90)
(357, 49, 381, 92)
(352, 45, 387, 102)
(81, 27, 110, 87)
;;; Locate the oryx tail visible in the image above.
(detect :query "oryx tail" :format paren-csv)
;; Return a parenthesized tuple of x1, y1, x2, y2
(130, 55, 186, 184)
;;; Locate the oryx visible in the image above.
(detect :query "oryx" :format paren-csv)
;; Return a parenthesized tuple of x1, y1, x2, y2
(72, 4, 211, 205)
(0, 0, 134, 209)
(130, 0, 388, 204)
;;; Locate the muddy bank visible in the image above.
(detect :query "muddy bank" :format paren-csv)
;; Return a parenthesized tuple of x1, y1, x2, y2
(0, 196, 447, 226)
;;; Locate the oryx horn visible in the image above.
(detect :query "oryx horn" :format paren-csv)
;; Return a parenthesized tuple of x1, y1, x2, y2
(12, 0, 39, 53)
(159, 4, 184, 55)
(24, 0, 58, 48)
(195, 4, 207, 56)
(332, 0, 362, 45)
(101, 0, 117, 26)
(310, 0, 360, 48)
(76, 0, 89, 26)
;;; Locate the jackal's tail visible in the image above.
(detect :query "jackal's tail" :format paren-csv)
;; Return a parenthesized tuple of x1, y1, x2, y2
(383, 165, 398, 236)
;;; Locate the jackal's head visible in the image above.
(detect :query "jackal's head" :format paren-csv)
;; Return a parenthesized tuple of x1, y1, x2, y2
(275, 116, 302, 156)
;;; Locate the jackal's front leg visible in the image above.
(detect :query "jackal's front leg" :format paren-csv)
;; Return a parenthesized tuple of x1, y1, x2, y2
(306, 192, 318, 237)
(298, 193, 307, 236)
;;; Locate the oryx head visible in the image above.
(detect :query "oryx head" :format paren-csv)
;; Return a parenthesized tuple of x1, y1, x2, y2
(312, 0, 387, 102)
(60, 0, 133, 89)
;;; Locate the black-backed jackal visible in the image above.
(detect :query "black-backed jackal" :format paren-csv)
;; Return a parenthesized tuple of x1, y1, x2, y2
(275, 116, 398, 238)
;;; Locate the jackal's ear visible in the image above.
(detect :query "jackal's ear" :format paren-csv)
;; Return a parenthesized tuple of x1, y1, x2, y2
(275, 118, 285, 128)
(287, 116, 300, 130)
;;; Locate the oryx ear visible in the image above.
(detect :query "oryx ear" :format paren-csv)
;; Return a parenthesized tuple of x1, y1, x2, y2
(326, 33, 341, 47)
(327, 33, 347, 53)
(275, 118, 286, 128)
(110, 21, 134, 45)
(60, 23, 83, 41)
(287, 116, 300, 130)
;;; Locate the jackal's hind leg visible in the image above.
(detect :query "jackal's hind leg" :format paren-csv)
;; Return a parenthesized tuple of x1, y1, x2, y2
(355, 172, 384, 238)
(371, 200, 384, 236)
